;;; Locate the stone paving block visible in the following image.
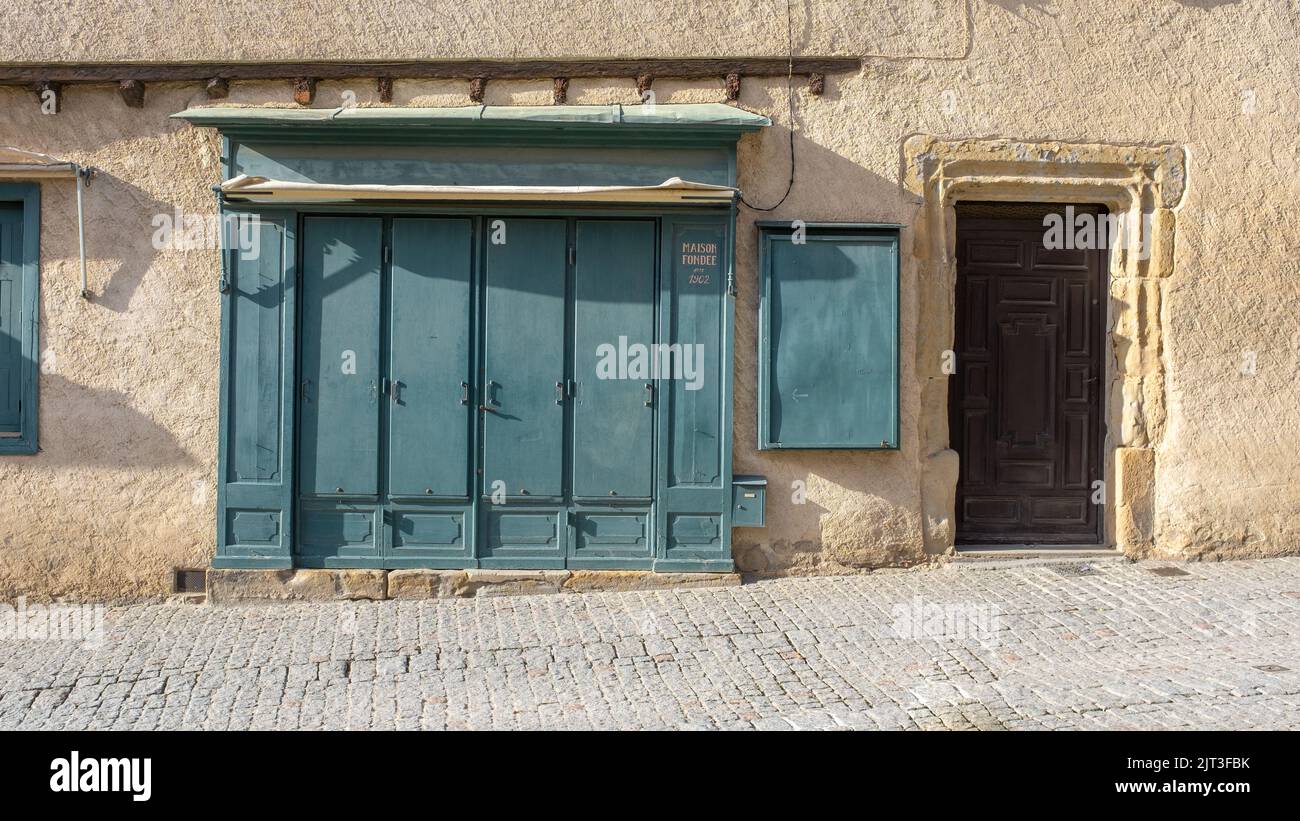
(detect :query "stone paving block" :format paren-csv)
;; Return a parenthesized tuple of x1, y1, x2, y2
(4, 558, 1300, 729)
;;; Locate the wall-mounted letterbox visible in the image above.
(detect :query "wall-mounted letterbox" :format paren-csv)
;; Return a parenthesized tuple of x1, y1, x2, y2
(732, 475, 767, 527)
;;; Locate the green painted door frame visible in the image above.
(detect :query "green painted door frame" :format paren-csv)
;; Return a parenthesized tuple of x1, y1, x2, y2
(213, 202, 736, 572)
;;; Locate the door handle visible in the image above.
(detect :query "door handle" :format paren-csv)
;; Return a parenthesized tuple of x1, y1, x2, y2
(555, 381, 564, 405)
(480, 379, 500, 413)
(644, 382, 654, 407)
(460, 381, 470, 406)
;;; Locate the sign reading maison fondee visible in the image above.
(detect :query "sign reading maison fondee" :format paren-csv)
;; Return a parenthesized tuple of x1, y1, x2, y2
(679, 235, 720, 286)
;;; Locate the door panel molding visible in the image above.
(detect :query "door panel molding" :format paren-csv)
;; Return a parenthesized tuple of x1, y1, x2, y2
(952, 214, 1104, 544)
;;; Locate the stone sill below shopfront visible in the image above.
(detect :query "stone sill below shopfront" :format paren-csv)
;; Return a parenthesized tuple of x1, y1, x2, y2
(205, 568, 742, 605)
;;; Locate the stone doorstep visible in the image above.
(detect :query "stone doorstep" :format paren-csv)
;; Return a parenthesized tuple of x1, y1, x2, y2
(207, 568, 741, 605)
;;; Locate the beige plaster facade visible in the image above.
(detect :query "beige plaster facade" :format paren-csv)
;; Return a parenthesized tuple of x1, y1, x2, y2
(0, 1, 1297, 601)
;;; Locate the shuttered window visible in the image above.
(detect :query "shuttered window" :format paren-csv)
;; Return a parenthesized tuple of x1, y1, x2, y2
(758, 223, 899, 450)
(0, 184, 39, 455)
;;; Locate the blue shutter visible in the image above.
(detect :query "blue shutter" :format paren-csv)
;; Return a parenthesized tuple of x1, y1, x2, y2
(758, 224, 900, 450)
(388, 218, 473, 499)
(479, 218, 568, 566)
(214, 212, 295, 567)
(481, 218, 568, 500)
(655, 216, 734, 571)
(0, 184, 40, 456)
(0, 204, 24, 433)
(571, 219, 656, 499)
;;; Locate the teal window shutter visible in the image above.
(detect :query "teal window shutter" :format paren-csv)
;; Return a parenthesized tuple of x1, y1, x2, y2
(758, 223, 900, 450)
(0, 184, 40, 455)
(214, 211, 295, 567)
(654, 215, 735, 572)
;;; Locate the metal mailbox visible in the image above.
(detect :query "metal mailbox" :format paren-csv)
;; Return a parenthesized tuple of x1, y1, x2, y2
(731, 475, 767, 528)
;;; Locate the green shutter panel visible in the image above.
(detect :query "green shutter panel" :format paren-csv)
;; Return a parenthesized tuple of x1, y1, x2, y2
(215, 213, 296, 567)
(299, 217, 384, 497)
(387, 218, 474, 498)
(481, 218, 567, 499)
(571, 219, 656, 499)
(0, 203, 22, 433)
(655, 216, 734, 571)
(759, 227, 900, 449)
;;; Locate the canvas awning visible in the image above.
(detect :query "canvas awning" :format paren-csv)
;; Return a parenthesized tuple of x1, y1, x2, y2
(180, 103, 766, 205)
(0, 148, 92, 297)
(219, 174, 738, 205)
(0, 147, 79, 178)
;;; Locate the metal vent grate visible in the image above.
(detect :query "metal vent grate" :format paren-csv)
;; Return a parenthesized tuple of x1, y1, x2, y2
(173, 568, 207, 593)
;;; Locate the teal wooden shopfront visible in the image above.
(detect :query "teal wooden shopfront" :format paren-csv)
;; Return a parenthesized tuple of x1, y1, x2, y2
(175, 104, 768, 572)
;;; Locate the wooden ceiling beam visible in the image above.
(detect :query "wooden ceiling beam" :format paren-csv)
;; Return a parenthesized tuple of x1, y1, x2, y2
(0, 57, 860, 86)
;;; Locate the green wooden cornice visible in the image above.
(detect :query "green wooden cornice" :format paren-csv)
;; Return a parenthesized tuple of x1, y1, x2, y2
(173, 103, 770, 146)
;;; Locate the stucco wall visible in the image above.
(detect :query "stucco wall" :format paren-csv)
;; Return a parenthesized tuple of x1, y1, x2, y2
(1, 0, 1297, 600)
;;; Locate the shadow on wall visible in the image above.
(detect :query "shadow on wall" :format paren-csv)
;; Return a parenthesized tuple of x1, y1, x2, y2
(77, 172, 184, 314)
(983, 0, 1058, 17)
(733, 481, 829, 573)
(36, 371, 200, 468)
(732, 450, 920, 575)
(730, 90, 920, 575)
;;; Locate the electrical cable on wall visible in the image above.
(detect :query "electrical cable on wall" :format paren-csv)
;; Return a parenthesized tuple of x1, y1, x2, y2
(740, 0, 796, 212)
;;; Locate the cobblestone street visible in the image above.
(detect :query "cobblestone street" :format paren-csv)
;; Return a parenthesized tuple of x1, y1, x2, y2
(2, 557, 1299, 730)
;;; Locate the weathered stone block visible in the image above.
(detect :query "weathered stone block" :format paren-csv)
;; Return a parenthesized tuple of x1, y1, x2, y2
(462, 570, 570, 597)
(206, 569, 386, 605)
(562, 570, 740, 592)
(921, 448, 960, 555)
(387, 569, 469, 599)
(1150, 208, 1175, 278)
(1115, 447, 1156, 556)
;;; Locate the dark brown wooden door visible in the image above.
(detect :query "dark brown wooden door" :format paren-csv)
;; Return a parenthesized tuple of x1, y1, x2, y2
(951, 206, 1105, 544)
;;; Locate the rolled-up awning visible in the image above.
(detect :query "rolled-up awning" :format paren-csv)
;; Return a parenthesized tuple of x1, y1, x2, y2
(0, 148, 93, 297)
(0, 147, 79, 178)
(219, 174, 738, 205)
